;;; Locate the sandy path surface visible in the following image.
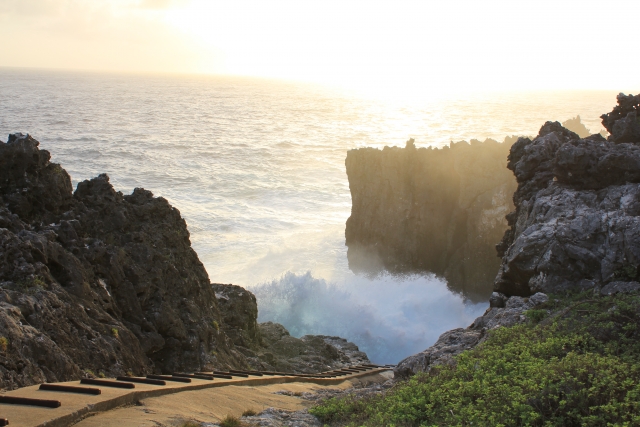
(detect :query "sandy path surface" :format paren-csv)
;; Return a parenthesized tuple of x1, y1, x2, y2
(73, 372, 391, 427)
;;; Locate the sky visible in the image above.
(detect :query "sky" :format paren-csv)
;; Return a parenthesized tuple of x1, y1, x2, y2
(1, 0, 639, 98)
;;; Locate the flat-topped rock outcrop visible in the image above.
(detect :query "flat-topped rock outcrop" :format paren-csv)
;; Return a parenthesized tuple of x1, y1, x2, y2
(345, 137, 517, 300)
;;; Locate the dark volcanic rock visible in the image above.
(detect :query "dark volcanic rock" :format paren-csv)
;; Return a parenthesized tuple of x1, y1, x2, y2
(0, 133, 247, 389)
(601, 93, 640, 143)
(212, 283, 370, 373)
(345, 137, 517, 300)
(495, 94, 640, 297)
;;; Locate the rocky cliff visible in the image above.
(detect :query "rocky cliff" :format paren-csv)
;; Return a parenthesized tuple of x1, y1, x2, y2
(495, 93, 640, 297)
(396, 92, 640, 378)
(0, 133, 250, 389)
(345, 137, 517, 300)
(0, 134, 369, 390)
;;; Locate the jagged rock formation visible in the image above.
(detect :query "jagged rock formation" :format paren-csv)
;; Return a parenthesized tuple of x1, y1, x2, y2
(0, 133, 249, 389)
(213, 283, 370, 373)
(495, 93, 640, 297)
(0, 134, 372, 390)
(561, 115, 591, 138)
(396, 93, 640, 379)
(345, 137, 517, 300)
(601, 93, 640, 143)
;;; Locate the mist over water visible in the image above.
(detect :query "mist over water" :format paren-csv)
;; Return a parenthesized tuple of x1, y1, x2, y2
(0, 68, 621, 363)
(251, 271, 486, 364)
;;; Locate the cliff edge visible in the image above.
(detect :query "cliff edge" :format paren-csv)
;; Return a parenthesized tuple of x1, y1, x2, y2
(345, 137, 517, 300)
(0, 134, 369, 390)
(395, 92, 640, 378)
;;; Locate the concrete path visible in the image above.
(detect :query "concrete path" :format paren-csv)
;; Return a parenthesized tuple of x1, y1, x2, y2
(0, 367, 391, 427)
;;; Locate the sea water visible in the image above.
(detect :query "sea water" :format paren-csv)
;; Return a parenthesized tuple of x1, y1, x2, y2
(0, 68, 619, 363)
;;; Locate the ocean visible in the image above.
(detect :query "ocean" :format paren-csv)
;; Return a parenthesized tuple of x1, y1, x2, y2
(0, 67, 620, 363)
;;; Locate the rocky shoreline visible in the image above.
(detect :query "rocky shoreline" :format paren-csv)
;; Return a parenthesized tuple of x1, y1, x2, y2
(395, 92, 640, 378)
(0, 134, 369, 390)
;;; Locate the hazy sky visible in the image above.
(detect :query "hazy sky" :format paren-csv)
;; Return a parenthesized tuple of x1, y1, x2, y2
(1, 0, 639, 97)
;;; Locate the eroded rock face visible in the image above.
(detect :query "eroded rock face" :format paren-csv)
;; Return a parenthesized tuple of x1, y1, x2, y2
(495, 94, 640, 296)
(212, 283, 370, 373)
(0, 134, 246, 389)
(345, 138, 517, 300)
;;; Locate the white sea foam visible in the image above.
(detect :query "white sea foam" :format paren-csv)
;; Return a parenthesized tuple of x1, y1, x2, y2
(250, 271, 486, 364)
(0, 68, 620, 363)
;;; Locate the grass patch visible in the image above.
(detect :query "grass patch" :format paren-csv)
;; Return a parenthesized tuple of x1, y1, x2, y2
(219, 415, 243, 427)
(242, 409, 257, 417)
(16, 275, 47, 294)
(310, 291, 640, 426)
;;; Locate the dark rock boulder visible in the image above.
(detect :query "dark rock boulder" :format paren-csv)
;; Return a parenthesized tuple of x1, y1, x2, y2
(495, 94, 640, 296)
(212, 283, 261, 350)
(601, 93, 640, 143)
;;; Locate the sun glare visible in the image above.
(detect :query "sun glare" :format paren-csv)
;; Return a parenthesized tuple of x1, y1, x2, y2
(160, 0, 639, 101)
(1, 0, 638, 99)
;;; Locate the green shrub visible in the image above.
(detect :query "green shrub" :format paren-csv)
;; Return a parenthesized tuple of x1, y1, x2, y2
(0, 336, 8, 352)
(17, 275, 47, 294)
(111, 327, 119, 338)
(311, 293, 640, 426)
(212, 320, 220, 331)
(219, 415, 242, 427)
(524, 308, 548, 323)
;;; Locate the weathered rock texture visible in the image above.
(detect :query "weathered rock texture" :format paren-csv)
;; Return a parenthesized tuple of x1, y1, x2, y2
(495, 93, 640, 297)
(212, 283, 370, 373)
(0, 134, 372, 390)
(345, 137, 517, 300)
(396, 93, 640, 379)
(601, 93, 640, 143)
(0, 133, 251, 389)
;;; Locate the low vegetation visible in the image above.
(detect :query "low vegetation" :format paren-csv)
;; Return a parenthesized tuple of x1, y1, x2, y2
(242, 409, 258, 416)
(310, 291, 640, 426)
(219, 414, 243, 427)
